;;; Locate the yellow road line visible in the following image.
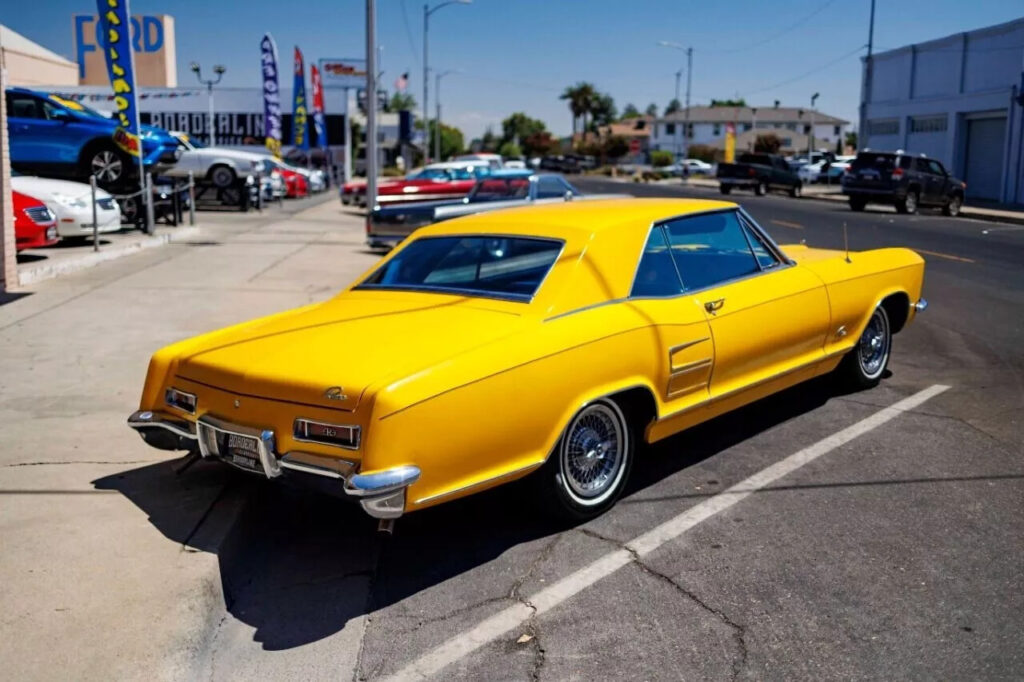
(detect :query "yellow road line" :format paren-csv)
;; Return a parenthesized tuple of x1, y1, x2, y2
(771, 219, 804, 229)
(916, 248, 975, 263)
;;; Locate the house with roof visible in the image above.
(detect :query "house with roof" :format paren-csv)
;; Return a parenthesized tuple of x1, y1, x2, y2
(650, 104, 849, 157)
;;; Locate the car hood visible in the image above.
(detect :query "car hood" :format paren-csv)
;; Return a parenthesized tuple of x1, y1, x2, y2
(175, 293, 527, 412)
(10, 175, 113, 202)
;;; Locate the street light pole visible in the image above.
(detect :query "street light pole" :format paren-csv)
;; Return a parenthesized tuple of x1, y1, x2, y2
(423, 0, 471, 163)
(674, 69, 681, 160)
(809, 92, 820, 160)
(190, 62, 226, 146)
(750, 107, 758, 150)
(658, 41, 693, 159)
(366, 0, 378, 210)
(859, 0, 876, 151)
(434, 70, 457, 162)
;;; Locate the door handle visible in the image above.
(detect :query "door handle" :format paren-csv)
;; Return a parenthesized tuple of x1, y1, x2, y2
(704, 298, 725, 314)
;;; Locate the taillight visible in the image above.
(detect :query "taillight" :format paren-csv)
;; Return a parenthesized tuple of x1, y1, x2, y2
(891, 168, 904, 180)
(748, 168, 756, 177)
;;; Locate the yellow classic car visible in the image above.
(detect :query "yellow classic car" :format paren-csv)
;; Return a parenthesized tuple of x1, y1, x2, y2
(128, 198, 927, 524)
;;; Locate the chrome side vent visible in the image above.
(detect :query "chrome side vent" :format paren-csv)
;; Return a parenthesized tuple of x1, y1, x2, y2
(294, 418, 360, 450)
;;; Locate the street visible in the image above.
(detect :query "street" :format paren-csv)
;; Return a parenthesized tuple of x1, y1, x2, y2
(0, 186, 1020, 680)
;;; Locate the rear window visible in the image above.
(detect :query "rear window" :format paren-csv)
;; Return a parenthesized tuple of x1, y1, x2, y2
(738, 153, 772, 165)
(357, 236, 562, 301)
(470, 177, 530, 200)
(851, 153, 900, 171)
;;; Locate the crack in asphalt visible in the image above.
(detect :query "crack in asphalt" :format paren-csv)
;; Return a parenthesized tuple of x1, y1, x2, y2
(354, 534, 386, 682)
(509, 536, 560, 682)
(577, 528, 748, 681)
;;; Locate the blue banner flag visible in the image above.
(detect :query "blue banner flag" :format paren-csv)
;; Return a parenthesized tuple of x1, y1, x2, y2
(292, 47, 310, 150)
(261, 34, 282, 158)
(96, 0, 142, 158)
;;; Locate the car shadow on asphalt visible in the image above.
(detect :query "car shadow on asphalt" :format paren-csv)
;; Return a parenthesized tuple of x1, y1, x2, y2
(93, 373, 846, 651)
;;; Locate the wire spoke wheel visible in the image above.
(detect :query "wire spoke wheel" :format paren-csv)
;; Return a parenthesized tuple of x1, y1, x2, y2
(858, 307, 891, 379)
(559, 401, 628, 507)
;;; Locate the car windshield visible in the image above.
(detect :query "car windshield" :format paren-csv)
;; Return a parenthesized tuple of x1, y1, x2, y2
(46, 95, 110, 120)
(357, 235, 563, 301)
(469, 177, 530, 201)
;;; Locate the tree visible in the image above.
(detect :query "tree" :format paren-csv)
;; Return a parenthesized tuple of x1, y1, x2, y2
(665, 98, 682, 116)
(522, 131, 560, 157)
(479, 127, 499, 153)
(709, 98, 747, 108)
(845, 131, 858, 150)
(590, 93, 617, 130)
(428, 121, 465, 160)
(686, 144, 718, 163)
(754, 133, 782, 154)
(621, 103, 640, 120)
(603, 136, 630, 160)
(388, 92, 417, 112)
(650, 150, 673, 167)
(645, 103, 659, 117)
(500, 112, 547, 148)
(559, 82, 597, 137)
(498, 141, 522, 158)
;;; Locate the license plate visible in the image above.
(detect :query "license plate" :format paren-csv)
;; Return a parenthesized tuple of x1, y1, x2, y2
(225, 433, 262, 473)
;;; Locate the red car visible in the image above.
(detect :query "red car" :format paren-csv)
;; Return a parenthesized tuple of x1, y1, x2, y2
(266, 160, 308, 198)
(13, 190, 59, 251)
(343, 164, 488, 207)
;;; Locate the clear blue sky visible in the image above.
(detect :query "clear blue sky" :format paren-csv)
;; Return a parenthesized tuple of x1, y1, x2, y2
(8, 0, 1024, 139)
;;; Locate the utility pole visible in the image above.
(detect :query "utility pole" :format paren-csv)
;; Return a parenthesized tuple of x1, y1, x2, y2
(366, 0, 378, 210)
(809, 92, 819, 160)
(434, 70, 457, 162)
(859, 0, 876, 150)
(750, 107, 758, 150)
(674, 69, 681, 160)
(684, 47, 692, 159)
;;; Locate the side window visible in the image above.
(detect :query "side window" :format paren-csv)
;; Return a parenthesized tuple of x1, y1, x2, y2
(913, 158, 931, 173)
(927, 160, 945, 176)
(631, 227, 683, 297)
(8, 95, 42, 119)
(663, 211, 760, 291)
(536, 176, 570, 199)
(39, 100, 65, 120)
(739, 218, 779, 269)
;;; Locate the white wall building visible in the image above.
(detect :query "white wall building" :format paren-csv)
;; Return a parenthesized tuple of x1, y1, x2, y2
(860, 17, 1024, 204)
(650, 105, 849, 157)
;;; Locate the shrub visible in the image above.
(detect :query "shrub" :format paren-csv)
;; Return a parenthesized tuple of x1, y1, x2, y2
(650, 150, 673, 168)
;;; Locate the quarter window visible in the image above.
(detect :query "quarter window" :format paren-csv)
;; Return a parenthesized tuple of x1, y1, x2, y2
(536, 176, 572, 199)
(663, 211, 760, 291)
(631, 227, 683, 297)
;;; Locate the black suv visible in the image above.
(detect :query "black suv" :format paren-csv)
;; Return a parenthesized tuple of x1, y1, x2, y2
(842, 151, 966, 216)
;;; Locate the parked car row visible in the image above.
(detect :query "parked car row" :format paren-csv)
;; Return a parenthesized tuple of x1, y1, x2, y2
(5, 87, 325, 230)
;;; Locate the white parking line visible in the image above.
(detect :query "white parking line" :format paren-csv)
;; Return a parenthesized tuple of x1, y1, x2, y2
(384, 384, 951, 681)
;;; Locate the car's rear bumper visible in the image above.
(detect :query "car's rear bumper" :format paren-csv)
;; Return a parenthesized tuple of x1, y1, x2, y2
(841, 187, 904, 201)
(718, 177, 757, 187)
(127, 409, 419, 519)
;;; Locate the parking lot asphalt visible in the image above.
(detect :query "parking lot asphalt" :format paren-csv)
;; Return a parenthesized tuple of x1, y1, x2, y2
(1, 185, 1021, 680)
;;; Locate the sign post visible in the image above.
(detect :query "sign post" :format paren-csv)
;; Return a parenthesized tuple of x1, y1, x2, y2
(319, 58, 367, 184)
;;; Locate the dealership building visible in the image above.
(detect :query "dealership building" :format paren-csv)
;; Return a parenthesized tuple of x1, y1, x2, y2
(860, 17, 1024, 204)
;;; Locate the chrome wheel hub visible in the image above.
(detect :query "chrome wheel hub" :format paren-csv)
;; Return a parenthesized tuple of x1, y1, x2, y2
(858, 308, 890, 378)
(92, 151, 123, 183)
(561, 403, 625, 502)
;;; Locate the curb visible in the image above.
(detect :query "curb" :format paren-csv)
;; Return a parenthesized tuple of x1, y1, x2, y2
(18, 226, 201, 287)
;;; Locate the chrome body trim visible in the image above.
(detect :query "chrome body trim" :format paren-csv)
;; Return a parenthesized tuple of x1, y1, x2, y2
(670, 358, 712, 376)
(913, 298, 928, 312)
(127, 410, 197, 439)
(278, 453, 357, 480)
(195, 414, 281, 478)
(360, 489, 408, 519)
(668, 337, 711, 357)
(164, 387, 197, 414)
(345, 465, 421, 497)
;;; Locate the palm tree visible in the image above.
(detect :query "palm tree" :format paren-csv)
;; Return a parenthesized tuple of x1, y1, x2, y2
(560, 82, 597, 138)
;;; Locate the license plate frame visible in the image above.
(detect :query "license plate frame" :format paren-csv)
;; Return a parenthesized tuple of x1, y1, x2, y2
(196, 415, 281, 478)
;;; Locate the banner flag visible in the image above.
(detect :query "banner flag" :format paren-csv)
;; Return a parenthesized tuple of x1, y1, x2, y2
(311, 64, 327, 149)
(260, 34, 282, 158)
(292, 47, 310, 150)
(96, 0, 142, 159)
(724, 122, 736, 163)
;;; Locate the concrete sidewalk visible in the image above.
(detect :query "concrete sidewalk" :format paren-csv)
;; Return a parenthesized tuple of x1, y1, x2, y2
(0, 196, 379, 679)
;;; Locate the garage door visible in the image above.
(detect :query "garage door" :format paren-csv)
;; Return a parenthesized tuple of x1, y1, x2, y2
(964, 115, 1006, 202)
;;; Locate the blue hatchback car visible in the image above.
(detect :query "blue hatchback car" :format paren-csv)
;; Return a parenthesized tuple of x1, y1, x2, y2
(5, 88, 180, 189)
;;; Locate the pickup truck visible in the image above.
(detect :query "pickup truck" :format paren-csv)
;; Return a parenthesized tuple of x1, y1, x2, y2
(717, 153, 802, 197)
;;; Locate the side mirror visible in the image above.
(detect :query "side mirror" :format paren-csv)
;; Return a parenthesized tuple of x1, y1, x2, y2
(564, 190, 574, 202)
(51, 109, 72, 123)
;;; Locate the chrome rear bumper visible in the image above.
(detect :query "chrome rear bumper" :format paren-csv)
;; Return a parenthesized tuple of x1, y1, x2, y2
(127, 410, 419, 519)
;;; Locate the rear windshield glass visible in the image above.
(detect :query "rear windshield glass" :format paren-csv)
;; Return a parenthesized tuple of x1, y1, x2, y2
(357, 236, 562, 301)
(470, 178, 530, 200)
(851, 153, 898, 171)
(738, 153, 772, 165)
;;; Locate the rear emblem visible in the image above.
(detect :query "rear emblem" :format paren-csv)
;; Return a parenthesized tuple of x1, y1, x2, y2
(234, 399, 241, 408)
(324, 386, 348, 401)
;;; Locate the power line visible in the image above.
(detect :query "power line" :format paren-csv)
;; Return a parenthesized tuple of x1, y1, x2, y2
(702, 0, 840, 54)
(744, 44, 865, 95)
(399, 0, 420, 67)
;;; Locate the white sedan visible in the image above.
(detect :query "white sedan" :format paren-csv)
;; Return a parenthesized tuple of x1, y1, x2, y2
(163, 132, 266, 187)
(11, 174, 121, 238)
